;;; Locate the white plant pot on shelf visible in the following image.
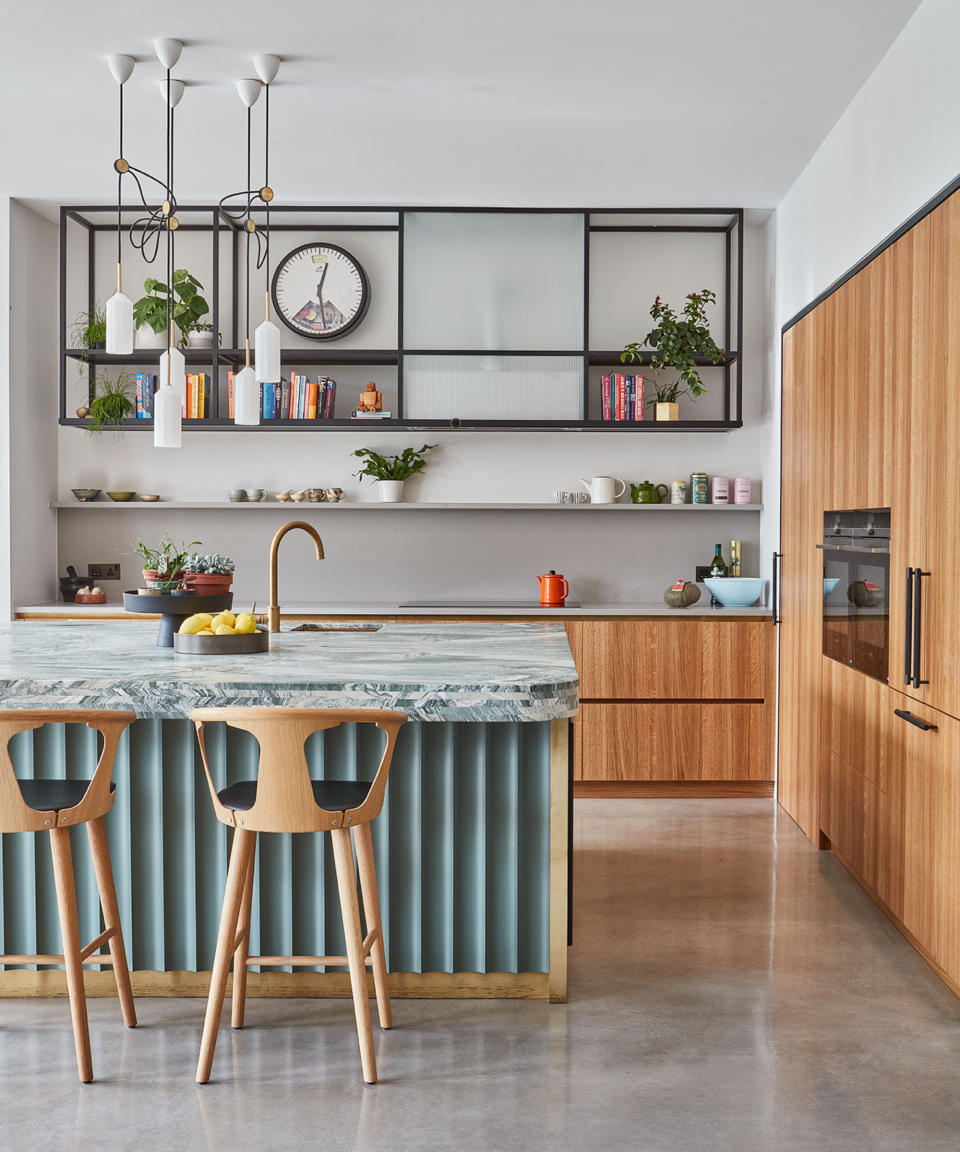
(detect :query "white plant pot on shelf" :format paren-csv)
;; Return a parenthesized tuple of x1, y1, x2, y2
(186, 330, 215, 349)
(376, 480, 405, 502)
(136, 324, 168, 349)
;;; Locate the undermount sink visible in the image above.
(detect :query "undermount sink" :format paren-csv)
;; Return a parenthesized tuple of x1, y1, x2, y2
(287, 622, 383, 632)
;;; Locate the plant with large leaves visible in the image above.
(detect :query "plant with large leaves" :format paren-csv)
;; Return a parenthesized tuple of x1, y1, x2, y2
(621, 288, 725, 405)
(133, 268, 212, 346)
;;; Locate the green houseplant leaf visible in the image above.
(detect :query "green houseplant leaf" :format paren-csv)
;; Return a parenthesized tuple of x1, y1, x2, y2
(621, 289, 725, 405)
(352, 444, 437, 482)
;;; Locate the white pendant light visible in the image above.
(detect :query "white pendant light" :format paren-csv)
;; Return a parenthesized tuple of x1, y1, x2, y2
(105, 281, 134, 355)
(159, 345, 186, 414)
(255, 307, 281, 382)
(154, 384, 182, 448)
(234, 363, 260, 425)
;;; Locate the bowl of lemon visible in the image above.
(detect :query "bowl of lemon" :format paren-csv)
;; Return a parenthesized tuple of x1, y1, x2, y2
(173, 608, 269, 654)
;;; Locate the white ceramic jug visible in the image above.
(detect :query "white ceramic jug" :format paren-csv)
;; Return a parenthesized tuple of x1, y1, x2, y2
(580, 476, 626, 504)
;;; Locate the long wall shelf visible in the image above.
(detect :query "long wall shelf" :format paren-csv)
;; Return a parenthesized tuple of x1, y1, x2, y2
(60, 204, 744, 434)
(54, 501, 763, 511)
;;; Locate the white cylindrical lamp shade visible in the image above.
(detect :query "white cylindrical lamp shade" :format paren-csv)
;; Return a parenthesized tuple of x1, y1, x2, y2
(105, 291, 134, 355)
(159, 346, 187, 415)
(234, 365, 260, 425)
(153, 383, 182, 448)
(254, 318, 281, 383)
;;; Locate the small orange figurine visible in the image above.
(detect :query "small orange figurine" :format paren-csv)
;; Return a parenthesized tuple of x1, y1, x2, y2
(357, 382, 382, 412)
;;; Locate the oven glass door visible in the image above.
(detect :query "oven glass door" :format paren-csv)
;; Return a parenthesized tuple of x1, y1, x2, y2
(822, 509, 890, 682)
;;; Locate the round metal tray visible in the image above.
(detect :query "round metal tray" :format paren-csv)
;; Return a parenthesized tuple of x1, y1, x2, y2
(173, 628, 269, 655)
(122, 590, 235, 647)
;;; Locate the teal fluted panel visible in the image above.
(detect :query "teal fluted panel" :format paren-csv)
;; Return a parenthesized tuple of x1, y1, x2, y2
(2, 720, 553, 975)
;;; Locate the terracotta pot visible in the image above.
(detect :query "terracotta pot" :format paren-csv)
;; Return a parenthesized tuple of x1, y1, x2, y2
(142, 568, 184, 584)
(182, 573, 234, 595)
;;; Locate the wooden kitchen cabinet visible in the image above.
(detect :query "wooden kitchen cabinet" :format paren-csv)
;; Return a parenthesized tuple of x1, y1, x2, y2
(579, 619, 767, 700)
(581, 702, 767, 782)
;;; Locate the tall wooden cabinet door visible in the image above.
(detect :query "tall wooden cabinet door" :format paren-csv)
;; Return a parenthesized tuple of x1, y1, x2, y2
(894, 192, 960, 719)
(779, 313, 828, 839)
(898, 700, 960, 982)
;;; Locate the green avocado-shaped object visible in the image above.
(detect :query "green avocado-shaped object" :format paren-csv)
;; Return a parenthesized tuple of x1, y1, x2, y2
(664, 581, 701, 608)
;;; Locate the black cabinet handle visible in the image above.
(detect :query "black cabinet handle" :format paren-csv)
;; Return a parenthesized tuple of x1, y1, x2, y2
(895, 708, 938, 732)
(913, 569, 930, 688)
(904, 567, 914, 686)
(771, 551, 781, 625)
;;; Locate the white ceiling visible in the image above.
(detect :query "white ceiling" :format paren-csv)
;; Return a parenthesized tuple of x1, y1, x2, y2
(4, 0, 922, 215)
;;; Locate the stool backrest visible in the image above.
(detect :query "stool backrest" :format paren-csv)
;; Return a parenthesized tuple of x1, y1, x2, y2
(0, 709, 137, 832)
(190, 708, 407, 833)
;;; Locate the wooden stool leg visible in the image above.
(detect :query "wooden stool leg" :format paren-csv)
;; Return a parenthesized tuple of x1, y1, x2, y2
(354, 821, 391, 1030)
(86, 817, 136, 1028)
(231, 834, 257, 1029)
(197, 828, 255, 1084)
(331, 826, 377, 1084)
(49, 827, 93, 1083)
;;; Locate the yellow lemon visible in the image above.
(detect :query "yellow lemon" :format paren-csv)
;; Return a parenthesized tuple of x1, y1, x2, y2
(234, 612, 257, 635)
(179, 613, 213, 634)
(215, 624, 236, 636)
(210, 611, 236, 632)
(196, 628, 215, 636)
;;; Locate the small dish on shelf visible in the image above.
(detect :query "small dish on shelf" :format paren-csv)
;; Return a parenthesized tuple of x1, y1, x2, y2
(139, 494, 160, 502)
(274, 490, 292, 502)
(703, 577, 764, 608)
(228, 490, 247, 502)
(291, 490, 307, 503)
(106, 491, 137, 502)
(71, 488, 102, 502)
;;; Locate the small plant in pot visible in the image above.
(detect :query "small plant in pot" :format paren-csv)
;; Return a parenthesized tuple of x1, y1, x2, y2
(352, 444, 437, 502)
(621, 288, 725, 421)
(70, 305, 107, 362)
(128, 535, 201, 590)
(133, 268, 214, 349)
(182, 552, 235, 595)
(84, 373, 135, 435)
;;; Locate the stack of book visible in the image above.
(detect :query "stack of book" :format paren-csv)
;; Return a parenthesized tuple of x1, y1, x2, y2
(136, 372, 212, 419)
(135, 372, 158, 418)
(226, 373, 338, 421)
(601, 373, 644, 422)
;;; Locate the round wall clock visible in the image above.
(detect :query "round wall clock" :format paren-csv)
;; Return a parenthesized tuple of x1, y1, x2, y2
(271, 243, 370, 340)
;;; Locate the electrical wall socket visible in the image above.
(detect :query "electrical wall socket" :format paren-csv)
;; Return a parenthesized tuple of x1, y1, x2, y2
(88, 563, 121, 581)
(695, 565, 712, 583)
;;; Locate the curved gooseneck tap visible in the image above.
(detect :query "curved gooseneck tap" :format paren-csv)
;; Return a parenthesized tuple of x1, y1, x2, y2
(268, 521, 324, 633)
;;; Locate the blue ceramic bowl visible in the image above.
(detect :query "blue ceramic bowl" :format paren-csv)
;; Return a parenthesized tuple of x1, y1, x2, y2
(703, 577, 764, 608)
(823, 577, 839, 598)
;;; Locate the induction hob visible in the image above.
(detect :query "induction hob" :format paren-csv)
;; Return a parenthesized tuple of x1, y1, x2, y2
(398, 600, 581, 608)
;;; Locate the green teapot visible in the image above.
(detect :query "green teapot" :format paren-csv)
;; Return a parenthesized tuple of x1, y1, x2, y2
(631, 480, 669, 504)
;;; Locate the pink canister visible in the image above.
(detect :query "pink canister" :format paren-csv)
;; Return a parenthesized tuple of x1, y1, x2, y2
(711, 476, 730, 504)
(733, 477, 752, 504)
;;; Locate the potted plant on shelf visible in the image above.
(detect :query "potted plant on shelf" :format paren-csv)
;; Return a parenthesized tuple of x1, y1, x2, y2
(133, 268, 215, 349)
(128, 535, 201, 590)
(70, 305, 107, 356)
(621, 288, 725, 421)
(352, 444, 437, 502)
(182, 552, 235, 595)
(83, 373, 135, 434)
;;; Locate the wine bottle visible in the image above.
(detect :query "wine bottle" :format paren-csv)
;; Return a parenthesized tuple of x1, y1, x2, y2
(709, 544, 727, 578)
(729, 539, 741, 578)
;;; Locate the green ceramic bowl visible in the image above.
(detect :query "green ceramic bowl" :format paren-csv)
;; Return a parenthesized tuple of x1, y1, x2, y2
(71, 488, 101, 502)
(106, 491, 137, 502)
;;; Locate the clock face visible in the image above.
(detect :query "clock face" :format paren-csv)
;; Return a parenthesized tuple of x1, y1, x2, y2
(271, 243, 370, 340)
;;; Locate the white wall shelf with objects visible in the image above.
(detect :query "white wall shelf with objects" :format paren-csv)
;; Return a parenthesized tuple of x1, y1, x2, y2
(60, 204, 743, 433)
(52, 501, 763, 512)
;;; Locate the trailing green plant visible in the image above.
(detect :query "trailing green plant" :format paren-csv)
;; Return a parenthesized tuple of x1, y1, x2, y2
(69, 305, 107, 379)
(133, 268, 211, 346)
(352, 444, 437, 482)
(621, 289, 725, 405)
(184, 552, 235, 575)
(85, 373, 135, 435)
(127, 535, 202, 577)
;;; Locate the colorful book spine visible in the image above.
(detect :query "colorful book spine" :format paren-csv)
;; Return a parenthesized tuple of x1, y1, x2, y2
(307, 380, 318, 420)
(135, 373, 144, 419)
(227, 371, 234, 420)
(615, 374, 625, 422)
(626, 375, 634, 422)
(262, 381, 276, 420)
(281, 378, 291, 420)
(317, 378, 327, 420)
(324, 380, 336, 419)
(634, 373, 644, 420)
(141, 374, 156, 418)
(601, 374, 611, 421)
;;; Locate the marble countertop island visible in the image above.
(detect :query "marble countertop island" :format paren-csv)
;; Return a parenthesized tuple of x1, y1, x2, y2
(0, 620, 578, 722)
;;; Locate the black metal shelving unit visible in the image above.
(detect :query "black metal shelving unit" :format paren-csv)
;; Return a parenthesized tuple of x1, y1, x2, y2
(59, 204, 744, 433)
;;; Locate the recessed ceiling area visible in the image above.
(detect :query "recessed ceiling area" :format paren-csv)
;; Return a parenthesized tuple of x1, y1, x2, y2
(3, 0, 922, 213)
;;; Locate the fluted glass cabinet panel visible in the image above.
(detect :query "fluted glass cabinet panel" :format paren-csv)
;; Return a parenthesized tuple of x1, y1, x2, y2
(403, 213, 584, 350)
(403, 355, 583, 421)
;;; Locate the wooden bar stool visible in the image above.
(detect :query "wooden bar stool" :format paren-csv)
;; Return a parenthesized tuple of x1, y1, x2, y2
(191, 707, 407, 1085)
(0, 709, 137, 1083)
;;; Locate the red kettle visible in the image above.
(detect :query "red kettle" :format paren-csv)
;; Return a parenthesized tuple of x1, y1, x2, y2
(537, 570, 569, 607)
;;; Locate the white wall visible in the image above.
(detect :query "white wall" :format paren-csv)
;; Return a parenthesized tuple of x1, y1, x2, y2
(0, 199, 10, 617)
(47, 220, 774, 608)
(776, 0, 960, 326)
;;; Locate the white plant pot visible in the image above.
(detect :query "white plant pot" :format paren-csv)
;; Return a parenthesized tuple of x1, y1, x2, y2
(376, 480, 405, 502)
(186, 330, 215, 349)
(136, 324, 168, 349)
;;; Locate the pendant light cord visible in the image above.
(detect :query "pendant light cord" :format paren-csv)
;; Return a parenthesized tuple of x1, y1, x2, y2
(264, 84, 270, 284)
(117, 83, 123, 265)
(246, 104, 251, 342)
(166, 68, 172, 359)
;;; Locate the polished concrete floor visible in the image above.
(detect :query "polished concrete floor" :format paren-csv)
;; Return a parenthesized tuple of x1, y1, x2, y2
(3, 800, 959, 1151)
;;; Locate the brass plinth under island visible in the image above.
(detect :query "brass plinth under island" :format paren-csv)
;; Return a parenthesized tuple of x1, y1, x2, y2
(268, 521, 324, 632)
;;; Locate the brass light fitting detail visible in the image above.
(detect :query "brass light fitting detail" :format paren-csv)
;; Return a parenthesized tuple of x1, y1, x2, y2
(114, 157, 129, 174)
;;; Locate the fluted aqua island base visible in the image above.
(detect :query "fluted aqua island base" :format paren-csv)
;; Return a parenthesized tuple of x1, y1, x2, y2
(0, 622, 574, 1000)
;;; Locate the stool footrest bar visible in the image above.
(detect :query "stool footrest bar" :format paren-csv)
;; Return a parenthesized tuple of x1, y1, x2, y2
(1, 953, 116, 968)
(245, 954, 374, 968)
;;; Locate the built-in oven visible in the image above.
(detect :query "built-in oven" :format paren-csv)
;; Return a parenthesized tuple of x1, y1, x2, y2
(820, 509, 890, 681)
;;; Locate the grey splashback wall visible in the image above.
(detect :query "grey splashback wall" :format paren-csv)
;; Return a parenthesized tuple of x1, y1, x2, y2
(55, 505, 763, 606)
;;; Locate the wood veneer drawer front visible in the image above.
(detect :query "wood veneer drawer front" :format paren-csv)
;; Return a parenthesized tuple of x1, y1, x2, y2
(579, 620, 766, 699)
(819, 747, 880, 891)
(579, 702, 768, 782)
